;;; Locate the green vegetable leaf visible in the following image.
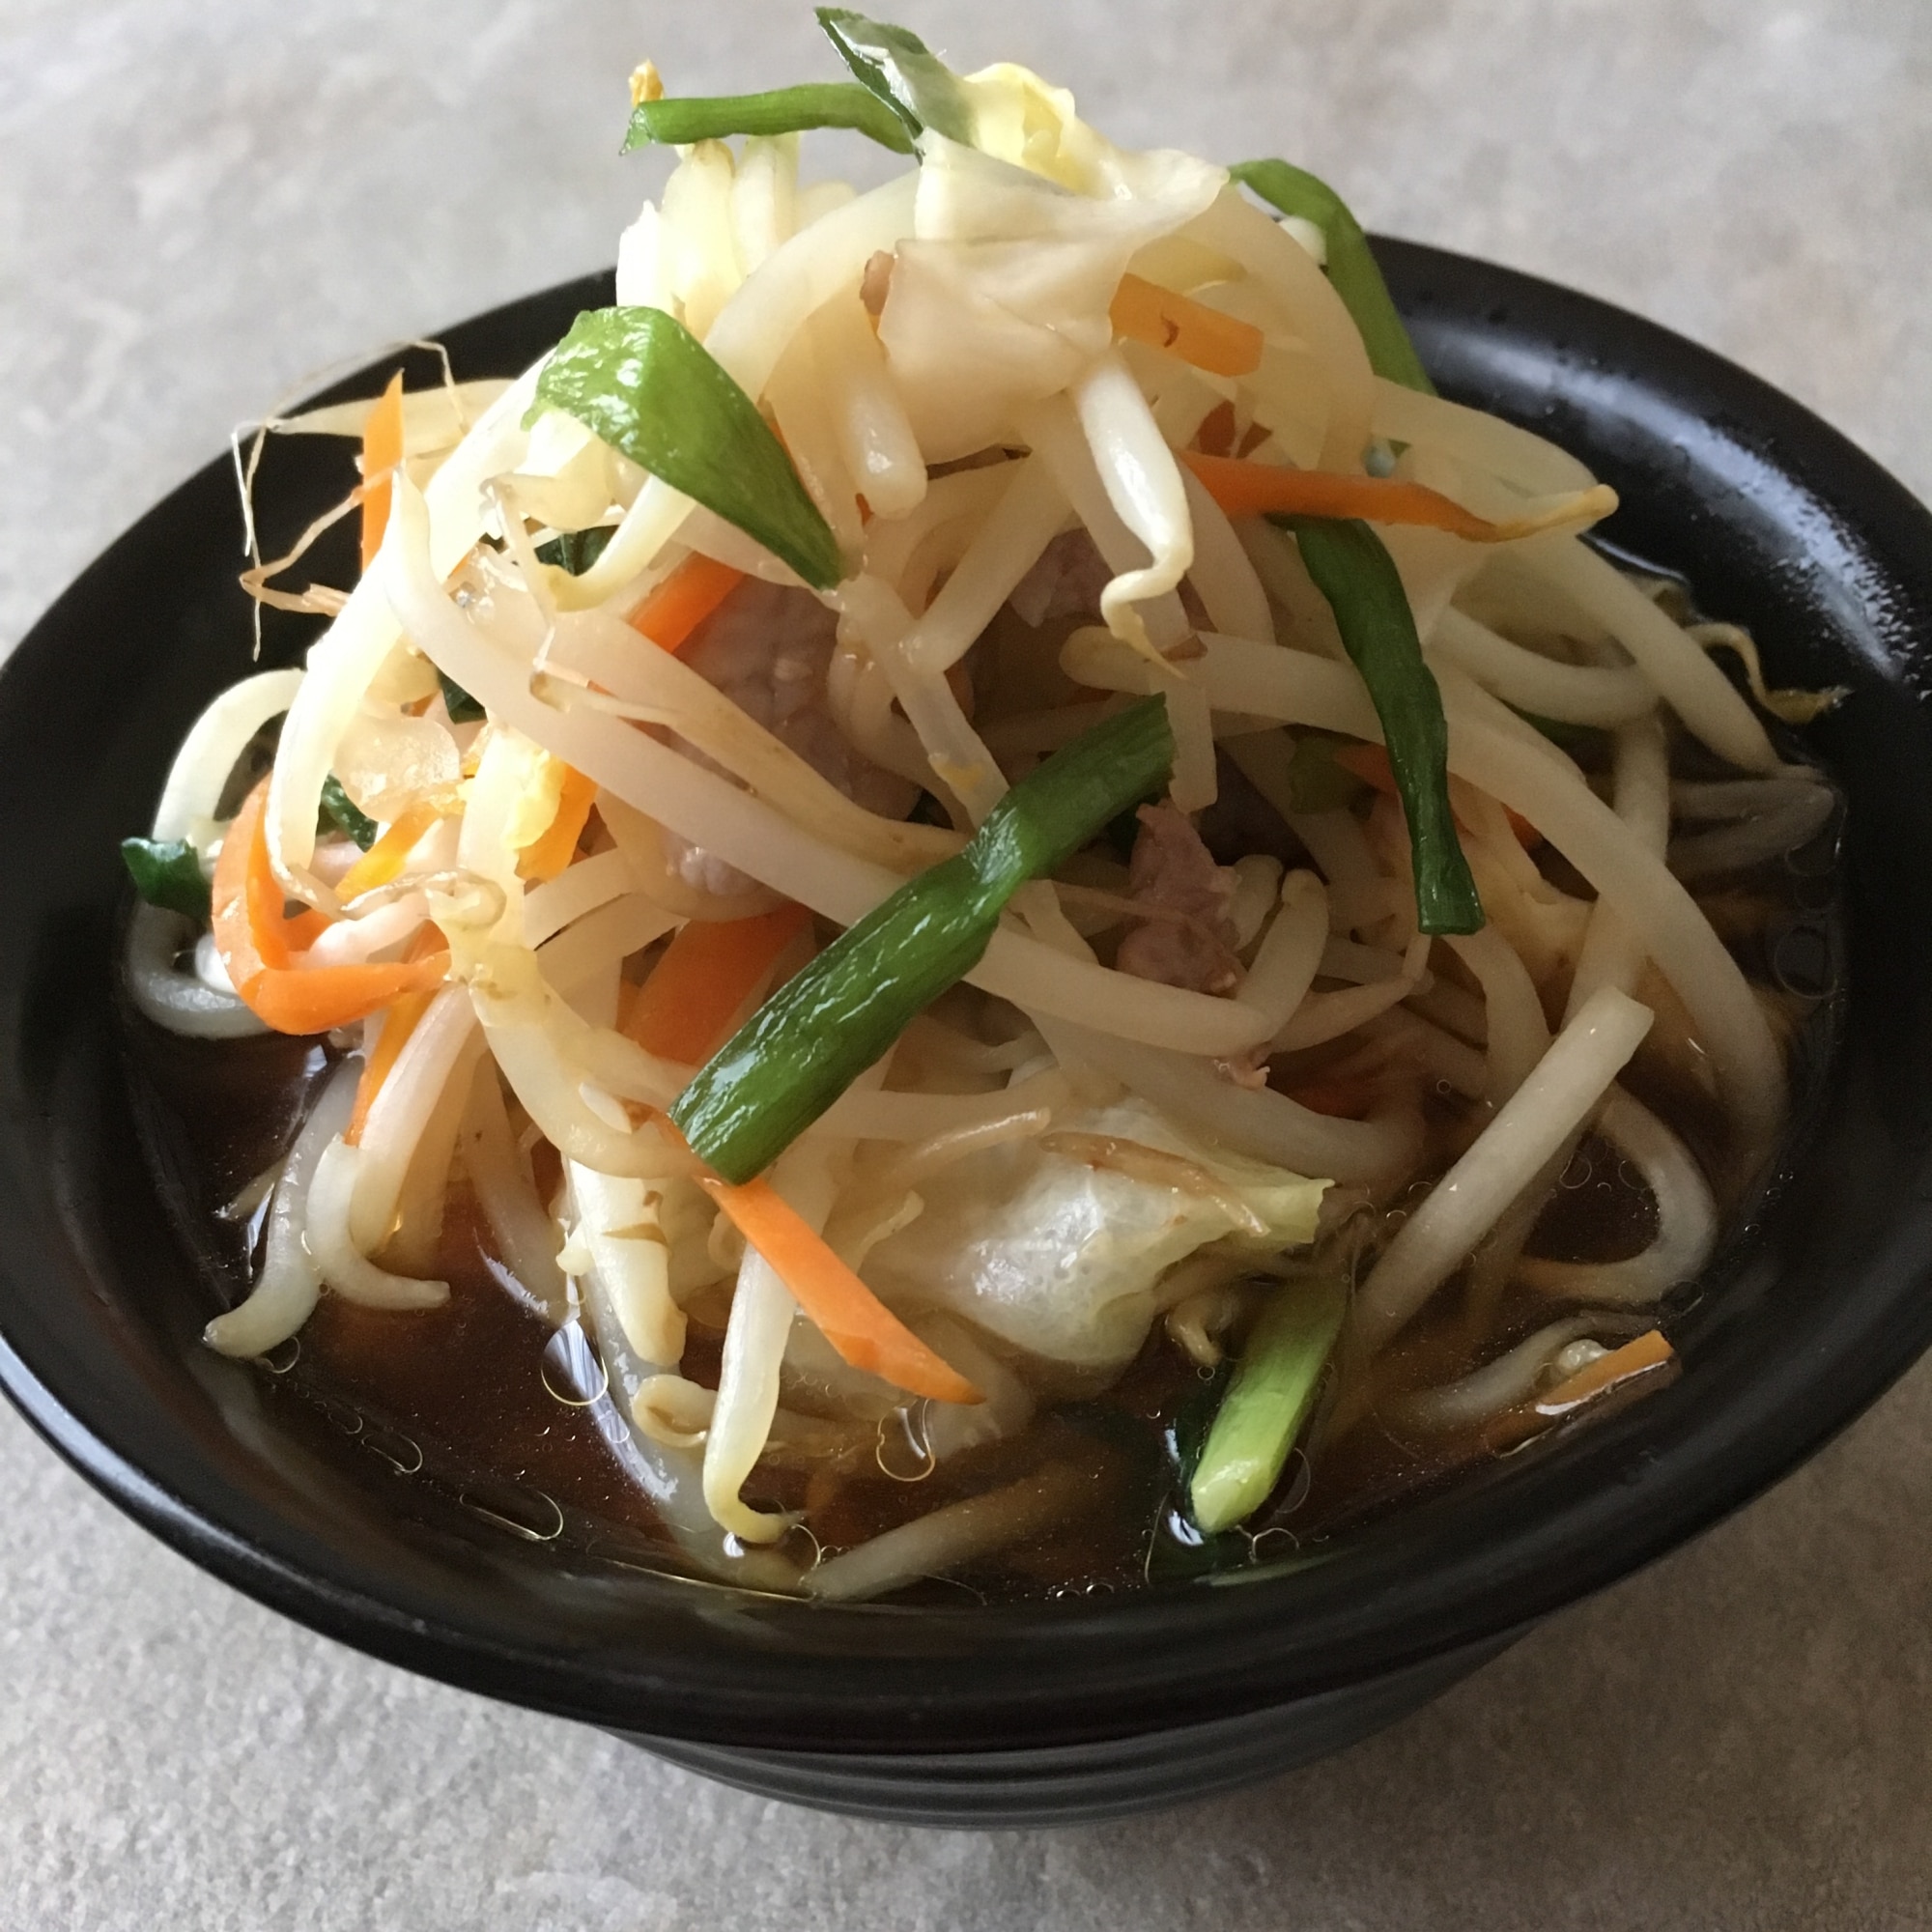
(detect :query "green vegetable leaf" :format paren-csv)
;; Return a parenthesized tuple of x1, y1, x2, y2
(816, 8, 976, 146)
(438, 671, 485, 725)
(120, 837, 211, 922)
(1229, 158, 1436, 396)
(1190, 1270, 1347, 1535)
(533, 525, 615, 577)
(1282, 516, 1483, 935)
(625, 80, 916, 155)
(673, 696, 1177, 1180)
(526, 306, 843, 591)
(319, 774, 378, 851)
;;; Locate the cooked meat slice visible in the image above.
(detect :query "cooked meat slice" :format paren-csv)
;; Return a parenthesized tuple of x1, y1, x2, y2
(1116, 803, 1243, 995)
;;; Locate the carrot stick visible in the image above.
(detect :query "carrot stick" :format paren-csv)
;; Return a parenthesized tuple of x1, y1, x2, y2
(336, 795, 450, 900)
(343, 925, 449, 1142)
(283, 906, 332, 950)
(1179, 449, 1616, 543)
(345, 986, 437, 1146)
(623, 903, 810, 1065)
(1110, 273, 1264, 378)
(1534, 1327, 1675, 1414)
(517, 766, 598, 883)
(1481, 1325, 1678, 1451)
(245, 952, 449, 1037)
(628, 553, 744, 653)
(358, 372, 405, 571)
(694, 1168, 981, 1404)
(213, 781, 448, 1036)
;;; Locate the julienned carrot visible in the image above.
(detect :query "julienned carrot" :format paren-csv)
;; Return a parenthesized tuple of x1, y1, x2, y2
(358, 372, 405, 571)
(624, 903, 810, 1065)
(343, 926, 448, 1142)
(213, 781, 448, 1036)
(1110, 273, 1264, 379)
(345, 985, 437, 1146)
(1179, 450, 1616, 543)
(284, 906, 331, 950)
(693, 1166, 982, 1405)
(1534, 1327, 1674, 1414)
(336, 795, 451, 900)
(1483, 1326, 1677, 1450)
(628, 552, 744, 653)
(1333, 741, 1538, 848)
(517, 766, 599, 883)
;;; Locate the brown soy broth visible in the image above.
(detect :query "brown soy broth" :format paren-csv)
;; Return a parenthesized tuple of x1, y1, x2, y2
(120, 1009, 332, 1297)
(292, 1187, 666, 1538)
(128, 743, 1843, 1603)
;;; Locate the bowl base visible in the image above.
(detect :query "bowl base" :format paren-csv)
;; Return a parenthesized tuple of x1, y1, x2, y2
(623, 1631, 1519, 1828)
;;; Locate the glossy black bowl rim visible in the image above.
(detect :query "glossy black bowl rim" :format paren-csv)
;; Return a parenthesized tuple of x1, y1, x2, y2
(3, 238, 1930, 1755)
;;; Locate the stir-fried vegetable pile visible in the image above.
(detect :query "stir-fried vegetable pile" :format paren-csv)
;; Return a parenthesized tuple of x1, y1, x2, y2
(122, 12, 1838, 1601)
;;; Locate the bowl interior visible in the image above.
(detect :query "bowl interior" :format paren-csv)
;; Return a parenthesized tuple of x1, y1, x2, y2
(4, 247, 1932, 1754)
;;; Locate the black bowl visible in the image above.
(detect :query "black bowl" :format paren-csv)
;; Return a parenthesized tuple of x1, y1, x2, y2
(3, 242, 1930, 1830)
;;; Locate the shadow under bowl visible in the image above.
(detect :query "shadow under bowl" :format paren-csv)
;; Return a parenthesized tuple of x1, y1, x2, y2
(2, 242, 1930, 1828)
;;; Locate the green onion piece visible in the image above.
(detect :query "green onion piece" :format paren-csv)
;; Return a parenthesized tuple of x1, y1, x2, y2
(120, 837, 211, 922)
(1283, 517, 1483, 935)
(1228, 158, 1435, 396)
(438, 671, 485, 725)
(533, 526, 615, 577)
(1169, 1360, 1233, 1494)
(816, 8, 975, 146)
(526, 306, 843, 591)
(319, 775, 378, 851)
(673, 696, 1177, 1181)
(625, 81, 916, 156)
(1190, 1270, 1348, 1535)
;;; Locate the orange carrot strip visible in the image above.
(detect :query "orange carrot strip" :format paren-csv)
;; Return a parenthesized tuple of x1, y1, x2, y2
(358, 372, 405, 571)
(243, 958, 449, 1037)
(213, 781, 449, 1036)
(1179, 449, 1616, 542)
(345, 985, 437, 1146)
(624, 903, 811, 1065)
(695, 1169, 981, 1404)
(336, 796, 450, 900)
(628, 553, 744, 654)
(283, 906, 332, 951)
(213, 780, 289, 981)
(1534, 1328, 1675, 1415)
(1110, 273, 1264, 379)
(517, 766, 599, 883)
(344, 924, 448, 1143)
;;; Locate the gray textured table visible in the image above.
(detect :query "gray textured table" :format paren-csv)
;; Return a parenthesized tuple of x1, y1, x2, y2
(5, 4, 1931, 1925)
